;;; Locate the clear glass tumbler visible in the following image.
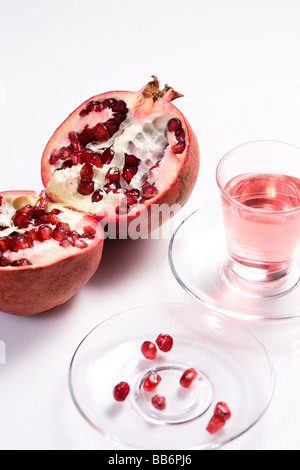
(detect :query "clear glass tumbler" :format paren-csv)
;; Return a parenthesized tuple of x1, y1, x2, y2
(216, 140, 300, 296)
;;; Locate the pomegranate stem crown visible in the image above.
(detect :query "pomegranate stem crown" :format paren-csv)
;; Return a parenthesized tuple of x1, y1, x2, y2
(142, 75, 184, 102)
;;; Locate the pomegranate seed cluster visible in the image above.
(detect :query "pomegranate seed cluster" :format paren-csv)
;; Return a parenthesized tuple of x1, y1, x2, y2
(112, 332, 231, 434)
(48, 96, 186, 215)
(113, 333, 175, 411)
(0, 196, 96, 267)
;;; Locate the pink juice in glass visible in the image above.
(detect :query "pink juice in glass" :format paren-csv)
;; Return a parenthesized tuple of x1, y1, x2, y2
(221, 173, 300, 273)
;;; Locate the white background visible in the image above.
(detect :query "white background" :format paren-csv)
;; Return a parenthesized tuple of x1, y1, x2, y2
(1, 0, 300, 450)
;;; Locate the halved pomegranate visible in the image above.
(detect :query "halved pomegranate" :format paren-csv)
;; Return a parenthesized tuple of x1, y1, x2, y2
(41, 76, 200, 237)
(0, 191, 103, 315)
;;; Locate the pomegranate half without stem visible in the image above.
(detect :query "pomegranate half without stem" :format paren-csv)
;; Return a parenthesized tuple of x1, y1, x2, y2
(0, 191, 104, 315)
(41, 76, 200, 238)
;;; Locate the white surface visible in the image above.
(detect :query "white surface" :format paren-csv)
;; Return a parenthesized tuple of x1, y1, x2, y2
(0, 0, 300, 450)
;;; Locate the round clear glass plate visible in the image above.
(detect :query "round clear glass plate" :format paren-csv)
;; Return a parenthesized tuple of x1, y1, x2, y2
(68, 303, 274, 449)
(169, 201, 300, 320)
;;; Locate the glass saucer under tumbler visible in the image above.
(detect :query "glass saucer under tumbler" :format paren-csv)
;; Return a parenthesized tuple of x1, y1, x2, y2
(169, 141, 300, 319)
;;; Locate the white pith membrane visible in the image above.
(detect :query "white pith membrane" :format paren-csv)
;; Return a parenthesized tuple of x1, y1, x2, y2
(0, 194, 97, 267)
(45, 95, 186, 217)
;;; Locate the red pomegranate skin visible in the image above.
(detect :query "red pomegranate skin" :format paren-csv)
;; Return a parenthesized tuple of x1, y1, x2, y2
(41, 77, 200, 238)
(0, 191, 104, 316)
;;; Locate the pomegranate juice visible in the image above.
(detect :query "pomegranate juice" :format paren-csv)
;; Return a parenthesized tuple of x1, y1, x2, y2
(221, 173, 300, 272)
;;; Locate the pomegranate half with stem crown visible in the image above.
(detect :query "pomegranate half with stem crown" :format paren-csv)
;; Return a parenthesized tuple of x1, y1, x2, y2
(0, 191, 104, 315)
(41, 76, 200, 238)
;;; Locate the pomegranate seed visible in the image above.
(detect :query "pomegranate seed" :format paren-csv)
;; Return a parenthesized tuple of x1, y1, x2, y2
(59, 238, 72, 248)
(50, 208, 62, 215)
(79, 109, 88, 118)
(49, 152, 59, 165)
(10, 259, 32, 267)
(83, 151, 103, 168)
(104, 98, 117, 109)
(80, 163, 94, 182)
(18, 218, 33, 230)
(175, 128, 185, 140)
(101, 148, 115, 165)
(92, 154, 103, 168)
(68, 132, 81, 151)
(78, 181, 95, 196)
(80, 125, 95, 145)
(105, 118, 120, 136)
(27, 228, 39, 241)
(70, 230, 80, 240)
(33, 197, 48, 216)
(155, 334, 173, 353)
(86, 101, 96, 112)
(115, 203, 130, 215)
(125, 189, 140, 200)
(71, 152, 83, 166)
(92, 189, 104, 202)
(172, 140, 186, 154)
(52, 224, 69, 242)
(94, 103, 104, 112)
(86, 100, 103, 113)
(167, 118, 181, 132)
(151, 395, 166, 411)
(106, 167, 120, 183)
(60, 147, 73, 160)
(59, 160, 73, 170)
(113, 382, 130, 402)
(8, 233, 33, 252)
(20, 205, 34, 216)
(0, 237, 9, 252)
(122, 166, 138, 184)
(214, 402, 231, 421)
(93, 123, 110, 142)
(206, 414, 226, 434)
(124, 196, 138, 207)
(141, 183, 158, 201)
(141, 341, 157, 360)
(0, 196, 3, 207)
(143, 372, 161, 392)
(112, 100, 127, 112)
(179, 368, 197, 388)
(104, 182, 121, 193)
(41, 213, 61, 225)
(12, 212, 31, 227)
(113, 112, 126, 124)
(74, 239, 88, 249)
(81, 226, 96, 239)
(38, 225, 52, 242)
(58, 222, 70, 233)
(0, 255, 10, 267)
(125, 154, 140, 167)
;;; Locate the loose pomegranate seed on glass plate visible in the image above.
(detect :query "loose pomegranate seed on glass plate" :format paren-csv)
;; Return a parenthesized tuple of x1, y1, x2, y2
(206, 402, 231, 434)
(155, 333, 173, 352)
(214, 402, 232, 421)
(206, 414, 226, 435)
(179, 368, 198, 388)
(113, 382, 130, 402)
(151, 395, 166, 411)
(142, 372, 162, 392)
(141, 341, 157, 360)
